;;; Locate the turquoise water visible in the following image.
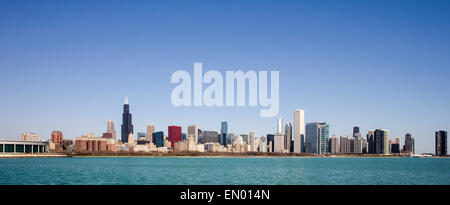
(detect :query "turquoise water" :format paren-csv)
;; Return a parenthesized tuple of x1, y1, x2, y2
(0, 157, 449, 185)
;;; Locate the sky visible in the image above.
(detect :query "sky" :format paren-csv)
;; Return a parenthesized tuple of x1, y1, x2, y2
(0, 0, 449, 153)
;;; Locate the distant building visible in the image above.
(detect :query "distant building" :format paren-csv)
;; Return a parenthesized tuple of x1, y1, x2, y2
(284, 123, 292, 152)
(277, 117, 283, 134)
(146, 125, 155, 143)
(121, 97, 134, 143)
(202, 131, 219, 143)
(267, 134, 274, 152)
(249, 132, 255, 151)
(258, 136, 267, 152)
(241, 134, 249, 144)
(273, 133, 285, 153)
(403, 133, 414, 154)
(75, 133, 115, 152)
(168, 126, 182, 148)
(305, 122, 329, 154)
(137, 132, 146, 140)
(340, 135, 351, 154)
(367, 130, 375, 154)
(374, 129, 389, 154)
(0, 139, 49, 153)
(221, 121, 228, 146)
(21, 133, 40, 141)
(293, 109, 305, 153)
(188, 124, 199, 144)
(353, 126, 360, 138)
(51, 131, 63, 144)
(435, 130, 447, 156)
(107, 120, 117, 140)
(391, 143, 400, 154)
(152, 131, 164, 147)
(329, 135, 339, 154)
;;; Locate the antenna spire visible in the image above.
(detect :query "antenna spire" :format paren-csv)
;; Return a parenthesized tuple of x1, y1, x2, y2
(124, 96, 129, 105)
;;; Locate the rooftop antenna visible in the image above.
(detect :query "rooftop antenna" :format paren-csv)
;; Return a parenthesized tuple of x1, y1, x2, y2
(124, 96, 129, 105)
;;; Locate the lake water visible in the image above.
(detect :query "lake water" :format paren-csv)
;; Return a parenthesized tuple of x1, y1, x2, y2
(1, 157, 449, 185)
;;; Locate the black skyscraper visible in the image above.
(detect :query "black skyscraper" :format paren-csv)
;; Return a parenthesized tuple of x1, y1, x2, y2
(435, 130, 447, 156)
(121, 98, 133, 143)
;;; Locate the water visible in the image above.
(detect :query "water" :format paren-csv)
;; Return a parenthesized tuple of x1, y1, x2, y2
(0, 157, 449, 185)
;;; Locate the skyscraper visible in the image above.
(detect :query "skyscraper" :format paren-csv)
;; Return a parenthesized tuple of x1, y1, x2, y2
(340, 135, 350, 154)
(273, 133, 285, 153)
(404, 133, 414, 154)
(168, 126, 182, 148)
(221, 121, 228, 146)
(249, 132, 255, 151)
(152, 131, 164, 147)
(146, 125, 155, 143)
(367, 130, 375, 154)
(188, 124, 199, 144)
(294, 109, 305, 153)
(353, 126, 361, 138)
(121, 97, 133, 143)
(329, 135, 339, 154)
(374, 129, 389, 154)
(277, 117, 283, 134)
(435, 130, 447, 156)
(107, 120, 117, 140)
(284, 123, 292, 152)
(305, 122, 329, 154)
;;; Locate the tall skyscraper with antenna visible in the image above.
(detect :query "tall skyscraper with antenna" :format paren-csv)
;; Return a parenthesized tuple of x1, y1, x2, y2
(121, 97, 134, 143)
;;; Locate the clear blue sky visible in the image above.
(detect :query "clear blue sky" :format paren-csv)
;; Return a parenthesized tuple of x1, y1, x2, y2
(1, 0, 449, 153)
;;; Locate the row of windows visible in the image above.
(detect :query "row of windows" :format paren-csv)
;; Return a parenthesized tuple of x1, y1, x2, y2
(0, 144, 46, 153)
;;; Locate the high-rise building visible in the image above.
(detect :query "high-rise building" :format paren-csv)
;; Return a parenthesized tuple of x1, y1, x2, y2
(277, 117, 283, 134)
(403, 133, 414, 154)
(146, 125, 155, 143)
(107, 120, 117, 140)
(367, 130, 375, 154)
(121, 97, 134, 143)
(294, 109, 305, 153)
(340, 135, 351, 154)
(249, 132, 255, 151)
(221, 121, 228, 146)
(187, 124, 199, 144)
(329, 135, 339, 154)
(374, 129, 389, 154)
(51, 131, 63, 144)
(168, 126, 182, 148)
(435, 130, 447, 156)
(305, 122, 329, 154)
(152, 131, 164, 147)
(284, 123, 292, 152)
(353, 126, 360, 137)
(273, 133, 285, 153)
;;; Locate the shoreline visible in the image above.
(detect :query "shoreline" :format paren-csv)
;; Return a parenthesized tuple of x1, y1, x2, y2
(1, 152, 447, 159)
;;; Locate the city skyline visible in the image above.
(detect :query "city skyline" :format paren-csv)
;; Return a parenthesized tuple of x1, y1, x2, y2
(2, 97, 445, 155)
(1, 1, 450, 154)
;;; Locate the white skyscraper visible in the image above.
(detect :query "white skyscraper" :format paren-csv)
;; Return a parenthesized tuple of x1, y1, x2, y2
(277, 117, 283, 134)
(294, 109, 305, 153)
(188, 124, 199, 144)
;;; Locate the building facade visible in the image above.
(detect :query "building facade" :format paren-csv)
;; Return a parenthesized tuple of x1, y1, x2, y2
(293, 109, 305, 153)
(435, 130, 447, 156)
(121, 97, 134, 143)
